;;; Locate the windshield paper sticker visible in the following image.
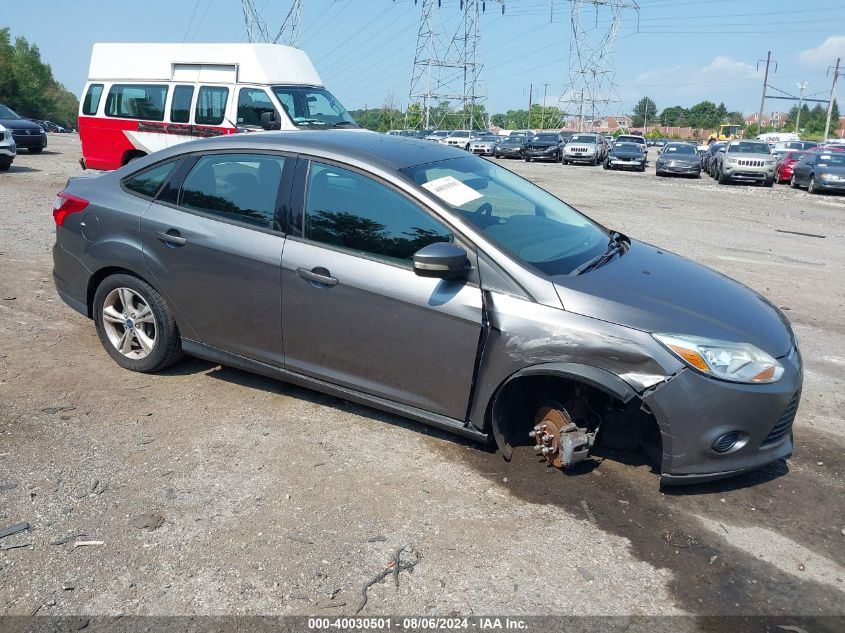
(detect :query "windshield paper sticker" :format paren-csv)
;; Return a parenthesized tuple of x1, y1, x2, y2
(422, 176, 483, 206)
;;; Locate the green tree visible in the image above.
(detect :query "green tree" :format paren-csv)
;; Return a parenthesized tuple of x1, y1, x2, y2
(631, 96, 658, 127)
(659, 105, 687, 126)
(686, 100, 720, 128)
(0, 28, 78, 129)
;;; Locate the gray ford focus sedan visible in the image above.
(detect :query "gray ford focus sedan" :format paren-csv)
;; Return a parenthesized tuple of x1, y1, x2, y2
(52, 131, 802, 486)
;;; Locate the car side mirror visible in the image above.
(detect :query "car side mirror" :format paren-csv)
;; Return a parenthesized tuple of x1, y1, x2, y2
(260, 111, 281, 131)
(413, 242, 468, 279)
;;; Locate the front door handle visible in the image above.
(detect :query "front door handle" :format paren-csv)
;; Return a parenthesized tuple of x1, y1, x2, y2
(155, 230, 187, 246)
(296, 267, 338, 287)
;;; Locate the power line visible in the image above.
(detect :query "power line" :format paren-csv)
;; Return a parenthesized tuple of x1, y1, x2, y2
(183, 0, 202, 42)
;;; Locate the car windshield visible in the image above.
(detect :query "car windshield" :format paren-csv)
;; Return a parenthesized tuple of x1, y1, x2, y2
(271, 86, 357, 128)
(478, 135, 498, 142)
(617, 136, 643, 144)
(569, 135, 596, 144)
(728, 142, 771, 154)
(400, 155, 609, 276)
(502, 137, 523, 144)
(450, 130, 470, 137)
(612, 143, 639, 153)
(0, 105, 21, 119)
(535, 134, 559, 142)
(664, 144, 698, 155)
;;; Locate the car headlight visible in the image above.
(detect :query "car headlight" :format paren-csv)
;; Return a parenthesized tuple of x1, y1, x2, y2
(653, 333, 784, 383)
(726, 158, 738, 164)
(818, 173, 838, 181)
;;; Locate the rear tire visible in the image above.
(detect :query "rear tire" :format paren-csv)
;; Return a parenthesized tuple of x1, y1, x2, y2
(790, 174, 799, 189)
(808, 175, 819, 194)
(93, 274, 183, 373)
(0, 162, 10, 171)
(29, 147, 43, 154)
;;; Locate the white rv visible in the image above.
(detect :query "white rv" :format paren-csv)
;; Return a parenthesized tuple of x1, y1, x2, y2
(79, 43, 357, 170)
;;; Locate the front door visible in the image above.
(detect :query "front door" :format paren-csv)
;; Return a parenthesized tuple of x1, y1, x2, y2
(140, 151, 289, 366)
(281, 160, 483, 420)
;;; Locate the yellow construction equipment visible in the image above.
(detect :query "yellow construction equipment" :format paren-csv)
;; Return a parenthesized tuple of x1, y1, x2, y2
(708, 124, 742, 144)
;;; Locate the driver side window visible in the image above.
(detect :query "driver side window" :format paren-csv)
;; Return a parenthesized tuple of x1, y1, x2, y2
(304, 162, 452, 265)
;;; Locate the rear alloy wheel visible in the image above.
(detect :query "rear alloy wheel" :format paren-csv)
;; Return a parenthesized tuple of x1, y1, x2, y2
(93, 274, 182, 373)
(808, 175, 819, 194)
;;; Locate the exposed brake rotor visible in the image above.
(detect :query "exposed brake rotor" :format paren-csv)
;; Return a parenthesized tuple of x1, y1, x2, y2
(530, 403, 572, 468)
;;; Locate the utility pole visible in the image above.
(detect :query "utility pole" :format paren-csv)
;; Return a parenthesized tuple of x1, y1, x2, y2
(540, 83, 550, 129)
(795, 82, 807, 132)
(823, 58, 841, 141)
(524, 84, 538, 128)
(756, 51, 777, 136)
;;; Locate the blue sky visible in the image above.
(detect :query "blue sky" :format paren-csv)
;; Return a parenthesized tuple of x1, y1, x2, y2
(6, 0, 845, 116)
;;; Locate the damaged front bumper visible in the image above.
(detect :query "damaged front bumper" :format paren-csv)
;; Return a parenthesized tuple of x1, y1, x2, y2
(642, 346, 802, 486)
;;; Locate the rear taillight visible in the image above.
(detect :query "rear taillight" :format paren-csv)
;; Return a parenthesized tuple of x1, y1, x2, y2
(53, 192, 89, 226)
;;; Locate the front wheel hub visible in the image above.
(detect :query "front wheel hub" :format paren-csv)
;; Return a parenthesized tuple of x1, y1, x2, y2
(532, 404, 572, 468)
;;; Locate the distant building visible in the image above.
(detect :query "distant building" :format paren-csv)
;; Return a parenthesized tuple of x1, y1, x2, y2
(565, 115, 632, 132)
(744, 112, 789, 128)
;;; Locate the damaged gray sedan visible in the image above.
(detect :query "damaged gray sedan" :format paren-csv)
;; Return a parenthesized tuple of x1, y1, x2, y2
(52, 131, 801, 486)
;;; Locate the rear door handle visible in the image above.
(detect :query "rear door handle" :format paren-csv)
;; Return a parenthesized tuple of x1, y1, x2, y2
(296, 267, 338, 287)
(155, 230, 187, 246)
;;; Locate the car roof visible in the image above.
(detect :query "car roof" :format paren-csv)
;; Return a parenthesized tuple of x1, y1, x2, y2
(145, 130, 467, 171)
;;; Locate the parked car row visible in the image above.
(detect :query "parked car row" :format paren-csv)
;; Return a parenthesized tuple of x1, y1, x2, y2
(699, 139, 844, 193)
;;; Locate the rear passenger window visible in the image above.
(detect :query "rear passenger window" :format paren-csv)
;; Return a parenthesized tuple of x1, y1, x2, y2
(304, 162, 451, 264)
(178, 154, 285, 229)
(170, 86, 194, 124)
(237, 88, 277, 127)
(195, 86, 229, 126)
(124, 160, 181, 198)
(104, 84, 168, 121)
(82, 84, 103, 116)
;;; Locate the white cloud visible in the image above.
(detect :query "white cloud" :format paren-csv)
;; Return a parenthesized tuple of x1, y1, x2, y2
(798, 36, 845, 66)
(620, 56, 762, 112)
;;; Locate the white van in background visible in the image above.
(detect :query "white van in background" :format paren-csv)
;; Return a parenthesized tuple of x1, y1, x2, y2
(78, 43, 358, 170)
(756, 132, 800, 143)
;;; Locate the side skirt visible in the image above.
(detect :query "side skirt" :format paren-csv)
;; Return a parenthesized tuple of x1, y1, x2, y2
(181, 339, 490, 443)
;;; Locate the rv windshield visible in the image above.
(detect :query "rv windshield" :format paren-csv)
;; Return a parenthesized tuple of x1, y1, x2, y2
(271, 86, 357, 128)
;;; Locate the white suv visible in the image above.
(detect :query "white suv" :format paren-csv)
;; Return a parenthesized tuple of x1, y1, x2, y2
(441, 130, 479, 150)
(615, 134, 647, 154)
(0, 124, 16, 171)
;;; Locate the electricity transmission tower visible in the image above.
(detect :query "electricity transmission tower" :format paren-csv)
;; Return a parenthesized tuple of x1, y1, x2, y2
(558, 0, 639, 132)
(406, 0, 504, 130)
(242, 0, 271, 43)
(275, 0, 303, 46)
(241, 0, 303, 46)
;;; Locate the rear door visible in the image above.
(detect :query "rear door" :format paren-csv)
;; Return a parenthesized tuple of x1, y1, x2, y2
(280, 160, 484, 419)
(140, 151, 291, 365)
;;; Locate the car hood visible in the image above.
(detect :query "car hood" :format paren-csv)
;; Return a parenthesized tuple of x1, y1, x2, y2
(527, 140, 558, 147)
(0, 117, 42, 131)
(553, 240, 793, 358)
(658, 153, 697, 161)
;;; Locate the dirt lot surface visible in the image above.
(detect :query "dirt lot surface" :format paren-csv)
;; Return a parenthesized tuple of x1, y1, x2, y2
(1, 135, 844, 622)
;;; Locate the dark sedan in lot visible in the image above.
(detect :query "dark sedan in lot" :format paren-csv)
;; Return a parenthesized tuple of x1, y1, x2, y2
(655, 142, 702, 178)
(522, 132, 566, 162)
(0, 104, 47, 153)
(702, 142, 726, 176)
(493, 135, 526, 158)
(51, 131, 801, 486)
(790, 150, 845, 194)
(603, 142, 646, 171)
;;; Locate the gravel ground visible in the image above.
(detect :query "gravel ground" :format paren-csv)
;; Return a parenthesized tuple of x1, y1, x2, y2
(0, 135, 843, 622)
